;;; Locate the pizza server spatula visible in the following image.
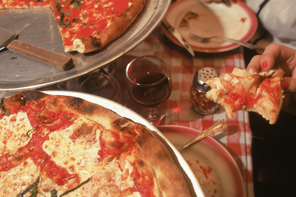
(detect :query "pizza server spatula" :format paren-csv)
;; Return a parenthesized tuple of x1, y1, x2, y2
(0, 26, 73, 71)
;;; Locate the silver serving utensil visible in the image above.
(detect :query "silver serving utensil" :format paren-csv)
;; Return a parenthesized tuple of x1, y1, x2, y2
(0, 26, 73, 71)
(162, 18, 195, 57)
(188, 32, 257, 50)
(178, 119, 227, 151)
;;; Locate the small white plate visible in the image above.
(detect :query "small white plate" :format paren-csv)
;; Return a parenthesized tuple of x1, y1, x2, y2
(163, 0, 257, 53)
(158, 125, 245, 197)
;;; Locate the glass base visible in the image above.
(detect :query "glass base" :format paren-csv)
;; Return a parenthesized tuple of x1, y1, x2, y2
(141, 107, 171, 126)
(56, 61, 117, 91)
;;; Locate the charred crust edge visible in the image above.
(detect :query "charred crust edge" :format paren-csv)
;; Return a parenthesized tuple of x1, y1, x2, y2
(68, 97, 84, 110)
(20, 91, 46, 102)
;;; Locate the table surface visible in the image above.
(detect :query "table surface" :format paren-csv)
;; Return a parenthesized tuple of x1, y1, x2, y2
(0, 25, 255, 197)
(115, 25, 254, 197)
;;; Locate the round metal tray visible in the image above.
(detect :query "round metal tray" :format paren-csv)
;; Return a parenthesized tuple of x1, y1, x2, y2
(0, 0, 171, 91)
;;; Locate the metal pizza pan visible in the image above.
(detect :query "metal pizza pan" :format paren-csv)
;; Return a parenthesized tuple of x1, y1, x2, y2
(0, 0, 171, 91)
(42, 90, 206, 197)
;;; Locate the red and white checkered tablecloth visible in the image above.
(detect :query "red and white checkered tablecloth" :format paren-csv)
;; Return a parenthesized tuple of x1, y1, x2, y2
(116, 25, 254, 197)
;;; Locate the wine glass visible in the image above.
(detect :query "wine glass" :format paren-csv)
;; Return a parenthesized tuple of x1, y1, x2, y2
(125, 55, 172, 125)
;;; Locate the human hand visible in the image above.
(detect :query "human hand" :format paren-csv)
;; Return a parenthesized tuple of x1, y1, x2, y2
(246, 43, 296, 93)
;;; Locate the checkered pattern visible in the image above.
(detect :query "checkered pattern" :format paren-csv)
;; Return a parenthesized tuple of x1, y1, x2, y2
(116, 25, 254, 197)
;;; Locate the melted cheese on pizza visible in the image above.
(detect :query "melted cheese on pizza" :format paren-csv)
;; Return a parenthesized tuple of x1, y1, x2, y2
(0, 111, 33, 154)
(69, 158, 137, 196)
(0, 158, 40, 196)
(43, 117, 103, 181)
(224, 73, 239, 86)
(128, 192, 142, 197)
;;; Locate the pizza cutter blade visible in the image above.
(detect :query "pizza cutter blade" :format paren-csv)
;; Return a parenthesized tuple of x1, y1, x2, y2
(0, 27, 17, 51)
(0, 26, 74, 71)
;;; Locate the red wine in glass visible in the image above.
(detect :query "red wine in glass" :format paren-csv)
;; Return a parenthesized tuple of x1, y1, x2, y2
(132, 72, 171, 107)
(126, 55, 172, 125)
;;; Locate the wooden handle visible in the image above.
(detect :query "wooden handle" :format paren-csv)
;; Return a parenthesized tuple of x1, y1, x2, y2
(7, 40, 74, 71)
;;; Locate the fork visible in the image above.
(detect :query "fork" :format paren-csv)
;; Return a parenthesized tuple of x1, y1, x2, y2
(178, 119, 227, 151)
(188, 33, 257, 50)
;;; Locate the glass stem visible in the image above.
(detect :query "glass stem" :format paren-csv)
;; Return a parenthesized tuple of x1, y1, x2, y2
(149, 107, 159, 120)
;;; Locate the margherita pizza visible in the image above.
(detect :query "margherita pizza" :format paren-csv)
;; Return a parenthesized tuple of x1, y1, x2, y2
(205, 68, 285, 124)
(0, 0, 146, 53)
(0, 91, 191, 196)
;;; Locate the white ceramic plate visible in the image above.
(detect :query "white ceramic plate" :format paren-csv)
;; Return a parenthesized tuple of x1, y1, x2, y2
(163, 0, 257, 53)
(157, 125, 245, 197)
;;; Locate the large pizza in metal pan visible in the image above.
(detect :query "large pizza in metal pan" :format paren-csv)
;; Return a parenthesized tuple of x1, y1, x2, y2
(0, 91, 191, 196)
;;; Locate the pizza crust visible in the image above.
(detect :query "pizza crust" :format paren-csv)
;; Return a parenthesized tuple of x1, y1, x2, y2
(134, 124, 192, 197)
(65, 0, 147, 53)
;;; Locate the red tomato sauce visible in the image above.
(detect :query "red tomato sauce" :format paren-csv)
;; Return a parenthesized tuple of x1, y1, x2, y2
(99, 135, 121, 160)
(0, 97, 79, 187)
(41, 156, 80, 186)
(260, 78, 277, 104)
(54, 0, 131, 46)
(0, 153, 20, 172)
(226, 92, 257, 110)
(129, 163, 155, 197)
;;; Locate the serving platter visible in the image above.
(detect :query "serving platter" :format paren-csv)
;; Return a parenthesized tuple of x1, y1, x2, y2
(158, 125, 245, 197)
(163, 0, 257, 53)
(42, 90, 206, 197)
(0, 0, 171, 91)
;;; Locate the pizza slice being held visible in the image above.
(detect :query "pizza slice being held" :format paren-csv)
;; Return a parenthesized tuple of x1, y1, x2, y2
(205, 68, 285, 124)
